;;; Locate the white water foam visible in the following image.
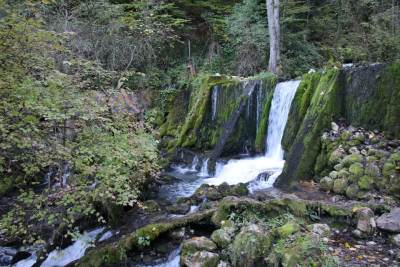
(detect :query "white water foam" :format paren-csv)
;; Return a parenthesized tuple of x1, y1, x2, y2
(40, 228, 104, 267)
(205, 80, 300, 190)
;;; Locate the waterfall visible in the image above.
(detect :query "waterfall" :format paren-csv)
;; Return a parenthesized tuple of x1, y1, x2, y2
(265, 80, 300, 159)
(256, 84, 262, 131)
(211, 86, 219, 121)
(198, 158, 209, 177)
(205, 80, 300, 189)
(190, 156, 199, 172)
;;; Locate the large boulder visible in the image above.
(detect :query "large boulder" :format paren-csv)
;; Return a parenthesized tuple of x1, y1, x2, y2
(231, 224, 273, 267)
(377, 208, 400, 233)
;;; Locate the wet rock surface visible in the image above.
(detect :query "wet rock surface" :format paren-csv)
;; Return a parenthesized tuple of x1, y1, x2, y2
(377, 208, 400, 233)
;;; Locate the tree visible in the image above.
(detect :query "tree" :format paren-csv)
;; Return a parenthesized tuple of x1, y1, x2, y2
(267, 0, 280, 74)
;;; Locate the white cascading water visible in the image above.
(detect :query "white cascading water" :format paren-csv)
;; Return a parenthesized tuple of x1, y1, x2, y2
(211, 86, 219, 121)
(205, 80, 300, 189)
(198, 158, 209, 177)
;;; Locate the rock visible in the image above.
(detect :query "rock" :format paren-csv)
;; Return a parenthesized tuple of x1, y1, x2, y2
(366, 156, 378, 163)
(333, 178, 348, 194)
(211, 229, 232, 248)
(341, 130, 352, 141)
(346, 184, 359, 199)
(342, 154, 363, 167)
(143, 200, 161, 213)
(361, 149, 368, 156)
(231, 224, 272, 267)
(329, 148, 346, 165)
(358, 175, 374, 190)
(365, 162, 381, 177)
(169, 227, 186, 240)
(349, 163, 364, 177)
(182, 237, 217, 254)
(383, 162, 396, 177)
(181, 251, 220, 267)
(334, 163, 344, 171)
(392, 234, 400, 247)
(377, 208, 400, 233)
(354, 207, 376, 236)
(193, 184, 222, 201)
(349, 147, 360, 154)
(353, 132, 366, 142)
(0, 247, 17, 266)
(329, 171, 338, 179)
(309, 223, 331, 238)
(331, 122, 339, 132)
(228, 183, 249, 197)
(167, 203, 191, 214)
(337, 169, 350, 179)
(277, 222, 300, 238)
(320, 177, 334, 192)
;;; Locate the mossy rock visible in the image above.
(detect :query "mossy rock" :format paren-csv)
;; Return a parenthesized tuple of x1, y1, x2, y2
(333, 178, 348, 194)
(320, 177, 334, 192)
(329, 171, 338, 179)
(346, 184, 360, 199)
(337, 169, 350, 179)
(277, 222, 301, 238)
(341, 154, 363, 167)
(211, 229, 232, 248)
(349, 163, 364, 177)
(383, 162, 396, 177)
(358, 175, 374, 190)
(181, 251, 220, 267)
(231, 224, 273, 267)
(334, 163, 344, 171)
(365, 162, 381, 177)
(228, 183, 249, 197)
(181, 236, 217, 256)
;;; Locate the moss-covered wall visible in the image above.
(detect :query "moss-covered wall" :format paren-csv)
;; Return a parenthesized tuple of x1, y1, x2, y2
(160, 73, 277, 157)
(276, 69, 344, 188)
(277, 62, 400, 189)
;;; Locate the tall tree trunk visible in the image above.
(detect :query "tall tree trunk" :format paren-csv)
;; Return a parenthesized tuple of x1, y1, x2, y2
(267, 0, 280, 74)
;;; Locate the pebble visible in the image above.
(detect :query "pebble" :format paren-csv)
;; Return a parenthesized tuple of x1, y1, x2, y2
(367, 241, 377, 246)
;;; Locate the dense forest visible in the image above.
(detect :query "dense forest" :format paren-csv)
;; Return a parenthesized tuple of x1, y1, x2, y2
(0, 0, 400, 266)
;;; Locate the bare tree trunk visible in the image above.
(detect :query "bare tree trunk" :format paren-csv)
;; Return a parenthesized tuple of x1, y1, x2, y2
(267, 0, 280, 74)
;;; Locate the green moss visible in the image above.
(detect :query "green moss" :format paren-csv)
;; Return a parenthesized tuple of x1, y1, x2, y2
(349, 163, 364, 177)
(255, 92, 273, 152)
(341, 154, 363, 167)
(358, 175, 374, 190)
(282, 72, 322, 152)
(277, 69, 344, 188)
(277, 222, 301, 238)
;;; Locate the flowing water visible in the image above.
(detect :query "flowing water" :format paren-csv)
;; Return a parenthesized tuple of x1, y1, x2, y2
(211, 86, 219, 121)
(206, 80, 300, 190)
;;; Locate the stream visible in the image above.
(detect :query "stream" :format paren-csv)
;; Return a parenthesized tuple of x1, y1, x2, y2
(3, 80, 300, 267)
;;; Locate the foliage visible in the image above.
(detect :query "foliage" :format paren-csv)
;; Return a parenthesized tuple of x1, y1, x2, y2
(0, 0, 160, 245)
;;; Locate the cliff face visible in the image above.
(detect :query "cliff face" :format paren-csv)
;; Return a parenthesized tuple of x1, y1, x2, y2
(277, 63, 400, 188)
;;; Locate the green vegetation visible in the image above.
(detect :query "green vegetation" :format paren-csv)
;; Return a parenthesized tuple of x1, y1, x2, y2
(0, 0, 159, 245)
